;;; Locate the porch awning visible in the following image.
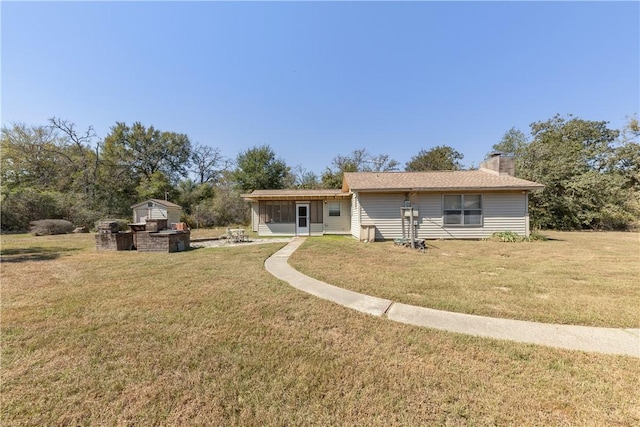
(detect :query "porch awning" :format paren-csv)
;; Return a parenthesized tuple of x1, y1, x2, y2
(242, 189, 351, 202)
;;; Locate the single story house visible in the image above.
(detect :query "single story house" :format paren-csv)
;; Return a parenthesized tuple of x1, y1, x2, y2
(242, 154, 544, 240)
(131, 199, 183, 226)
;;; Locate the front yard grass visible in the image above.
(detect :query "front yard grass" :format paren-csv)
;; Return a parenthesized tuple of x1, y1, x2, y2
(289, 231, 639, 328)
(1, 233, 638, 425)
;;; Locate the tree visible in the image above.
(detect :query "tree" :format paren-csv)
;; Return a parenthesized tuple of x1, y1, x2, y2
(321, 148, 399, 188)
(2, 119, 207, 228)
(405, 145, 464, 171)
(1, 123, 61, 191)
(233, 145, 289, 192)
(491, 127, 527, 157)
(191, 143, 227, 184)
(1, 120, 108, 229)
(369, 153, 400, 172)
(102, 122, 191, 183)
(0, 188, 63, 231)
(99, 122, 191, 214)
(135, 171, 174, 201)
(48, 117, 99, 201)
(515, 114, 633, 230)
(176, 178, 215, 215)
(289, 165, 321, 189)
(611, 115, 640, 190)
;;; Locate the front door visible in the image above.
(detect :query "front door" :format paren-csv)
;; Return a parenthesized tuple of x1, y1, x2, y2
(296, 203, 310, 235)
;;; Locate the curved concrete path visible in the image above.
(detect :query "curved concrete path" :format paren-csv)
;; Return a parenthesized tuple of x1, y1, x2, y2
(265, 238, 640, 357)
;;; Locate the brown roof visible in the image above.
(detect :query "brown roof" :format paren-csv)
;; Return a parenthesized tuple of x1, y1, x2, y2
(342, 171, 544, 192)
(242, 189, 350, 201)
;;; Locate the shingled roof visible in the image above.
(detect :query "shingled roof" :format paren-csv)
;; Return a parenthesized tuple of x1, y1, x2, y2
(342, 171, 544, 192)
(131, 199, 183, 209)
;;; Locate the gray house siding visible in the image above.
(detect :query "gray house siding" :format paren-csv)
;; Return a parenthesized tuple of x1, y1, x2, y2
(132, 203, 181, 225)
(250, 202, 259, 232)
(258, 223, 296, 236)
(257, 221, 325, 236)
(323, 199, 351, 234)
(354, 191, 529, 240)
(418, 192, 528, 239)
(358, 192, 406, 240)
(350, 193, 361, 238)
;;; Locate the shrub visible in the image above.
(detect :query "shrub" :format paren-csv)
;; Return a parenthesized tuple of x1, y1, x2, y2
(54, 193, 104, 230)
(486, 231, 549, 242)
(527, 231, 549, 241)
(183, 190, 249, 228)
(486, 231, 525, 242)
(1, 189, 64, 232)
(30, 219, 75, 236)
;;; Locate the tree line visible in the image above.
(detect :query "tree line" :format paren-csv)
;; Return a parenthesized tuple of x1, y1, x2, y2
(1, 114, 638, 232)
(491, 115, 639, 230)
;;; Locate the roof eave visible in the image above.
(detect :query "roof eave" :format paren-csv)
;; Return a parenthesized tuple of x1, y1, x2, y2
(349, 185, 544, 192)
(241, 193, 352, 202)
(130, 199, 182, 209)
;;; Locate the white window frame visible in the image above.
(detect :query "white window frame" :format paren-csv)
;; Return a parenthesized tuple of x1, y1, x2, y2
(443, 194, 483, 227)
(328, 202, 341, 217)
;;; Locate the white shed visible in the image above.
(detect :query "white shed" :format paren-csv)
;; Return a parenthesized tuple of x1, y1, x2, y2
(131, 199, 182, 226)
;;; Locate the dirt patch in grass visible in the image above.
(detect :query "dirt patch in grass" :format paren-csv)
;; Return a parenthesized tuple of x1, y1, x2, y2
(1, 233, 639, 425)
(191, 237, 292, 248)
(289, 232, 640, 328)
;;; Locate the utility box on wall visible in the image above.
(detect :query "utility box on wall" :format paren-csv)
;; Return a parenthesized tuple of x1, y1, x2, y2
(360, 225, 376, 242)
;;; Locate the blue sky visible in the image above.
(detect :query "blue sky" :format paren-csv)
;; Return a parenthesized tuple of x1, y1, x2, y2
(2, 1, 638, 175)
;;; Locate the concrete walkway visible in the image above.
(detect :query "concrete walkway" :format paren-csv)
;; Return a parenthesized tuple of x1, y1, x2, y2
(265, 238, 640, 357)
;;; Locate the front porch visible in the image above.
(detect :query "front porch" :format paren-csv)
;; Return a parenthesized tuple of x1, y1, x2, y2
(242, 189, 352, 237)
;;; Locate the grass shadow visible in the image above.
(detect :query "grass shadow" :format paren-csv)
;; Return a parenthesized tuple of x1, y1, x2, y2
(0, 246, 81, 263)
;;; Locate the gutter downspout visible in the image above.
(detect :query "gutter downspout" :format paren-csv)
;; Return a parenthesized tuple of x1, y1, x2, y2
(525, 192, 530, 237)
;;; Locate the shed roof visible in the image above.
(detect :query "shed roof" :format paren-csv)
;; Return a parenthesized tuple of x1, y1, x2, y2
(131, 199, 183, 209)
(242, 189, 349, 201)
(342, 171, 544, 192)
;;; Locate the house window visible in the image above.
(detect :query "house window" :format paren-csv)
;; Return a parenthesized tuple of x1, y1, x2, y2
(328, 202, 341, 217)
(443, 195, 482, 226)
(259, 201, 295, 223)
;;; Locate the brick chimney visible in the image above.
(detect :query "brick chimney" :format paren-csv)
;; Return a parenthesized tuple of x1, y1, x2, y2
(480, 153, 515, 176)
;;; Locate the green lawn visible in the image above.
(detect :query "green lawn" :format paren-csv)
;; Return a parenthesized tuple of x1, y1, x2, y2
(290, 231, 640, 328)
(1, 233, 638, 425)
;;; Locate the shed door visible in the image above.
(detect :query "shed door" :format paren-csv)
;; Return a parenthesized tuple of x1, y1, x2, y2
(135, 208, 148, 223)
(296, 203, 310, 235)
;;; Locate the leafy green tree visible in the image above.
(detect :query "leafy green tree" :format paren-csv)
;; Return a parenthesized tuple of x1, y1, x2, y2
(491, 127, 528, 157)
(211, 184, 249, 226)
(516, 114, 631, 230)
(405, 145, 464, 171)
(233, 145, 289, 192)
(1, 120, 103, 229)
(182, 170, 249, 227)
(176, 179, 215, 215)
(2, 119, 203, 228)
(1, 123, 61, 191)
(135, 171, 175, 201)
(612, 115, 640, 190)
(99, 122, 191, 214)
(102, 122, 191, 183)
